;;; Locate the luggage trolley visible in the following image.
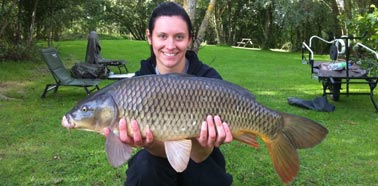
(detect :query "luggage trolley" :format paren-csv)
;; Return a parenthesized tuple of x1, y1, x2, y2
(301, 34, 378, 112)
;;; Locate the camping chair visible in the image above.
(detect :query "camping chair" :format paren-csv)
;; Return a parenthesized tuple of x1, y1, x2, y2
(85, 31, 129, 73)
(41, 48, 101, 98)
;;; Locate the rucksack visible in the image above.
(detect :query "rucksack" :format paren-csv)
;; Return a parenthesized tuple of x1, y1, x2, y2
(71, 63, 108, 79)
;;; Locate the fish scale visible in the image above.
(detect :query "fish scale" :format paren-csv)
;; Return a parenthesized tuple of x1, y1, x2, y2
(62, 74, 328, 184)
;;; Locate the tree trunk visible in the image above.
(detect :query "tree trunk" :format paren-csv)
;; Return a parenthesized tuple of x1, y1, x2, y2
(0, 21, 9, 38)
(213, 1, 227, 44)
(343, 0, 352, 34)
(47, 0, 53, 47)
(329, 0, 342, 37)
(15, 0, 23, 44)
(260, 3, 274, 49)
(344, 0, 352, 19)
(227, 0, 243, 46)
(226, 0, 233, 45)
(191, 0, 216, 53)
(213, 12, 224, 44)
(28, 0, 39, 46)
(183, 0, 196, 27)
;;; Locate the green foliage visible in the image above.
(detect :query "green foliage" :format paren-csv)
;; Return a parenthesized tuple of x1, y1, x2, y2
(349, 4, 378, 48)
(346, 4, 378, 76)
(281, 1, 335, 52)
(358, 58, 378, 76)
(2, 0, 377, 59)
(0, 41, 39, 61)
(1, 40, 378, 185)
(103, 0, 164, 40)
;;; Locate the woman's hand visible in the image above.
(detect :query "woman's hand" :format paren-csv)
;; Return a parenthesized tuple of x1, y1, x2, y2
(103, 118, 154, 148)
(191, 115, 233, 163)
(197, 115, 233, 147)
(103, 118, 167, 157)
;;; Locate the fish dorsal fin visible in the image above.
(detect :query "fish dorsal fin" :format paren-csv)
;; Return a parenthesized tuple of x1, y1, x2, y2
(234, 131, 259, 148)
(105, 130, 133, 167)
(164, 140, 192, 172)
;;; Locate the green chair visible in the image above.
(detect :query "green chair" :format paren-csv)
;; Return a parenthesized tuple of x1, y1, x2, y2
(41, 48, 101, 98)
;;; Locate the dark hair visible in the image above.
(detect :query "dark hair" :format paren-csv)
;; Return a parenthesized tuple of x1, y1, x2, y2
(148, 2, 193, 37)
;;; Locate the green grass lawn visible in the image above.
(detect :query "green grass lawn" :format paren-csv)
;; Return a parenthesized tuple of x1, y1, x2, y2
(1, 40, 378, 185)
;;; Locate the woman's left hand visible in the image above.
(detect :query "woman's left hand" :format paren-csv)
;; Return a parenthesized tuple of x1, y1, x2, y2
(196, 115, 233, 148)
(190, 115, 233, 163)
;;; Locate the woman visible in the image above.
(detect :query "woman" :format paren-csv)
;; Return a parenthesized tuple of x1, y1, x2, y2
(104, 2, 233, 185)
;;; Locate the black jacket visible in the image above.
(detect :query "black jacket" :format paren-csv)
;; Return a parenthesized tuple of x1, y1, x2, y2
(134, 50, 222, 79)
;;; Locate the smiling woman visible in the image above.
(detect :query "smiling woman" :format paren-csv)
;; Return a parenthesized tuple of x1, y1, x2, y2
(103, 2, 234, 186)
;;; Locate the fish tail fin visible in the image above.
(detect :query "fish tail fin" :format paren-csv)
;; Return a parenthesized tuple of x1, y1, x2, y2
(280, 112, 328, 149)
(264, 112, 328, 183)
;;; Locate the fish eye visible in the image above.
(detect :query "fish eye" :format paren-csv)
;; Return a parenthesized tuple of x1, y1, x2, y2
(81, 106, 88, 112)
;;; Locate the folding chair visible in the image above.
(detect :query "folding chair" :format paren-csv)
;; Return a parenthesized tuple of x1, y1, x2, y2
(85, 31, 129, 73)
(41, 48, 101, 98)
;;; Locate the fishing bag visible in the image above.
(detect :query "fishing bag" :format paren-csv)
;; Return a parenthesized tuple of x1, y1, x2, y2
(71, 63, 108, 79)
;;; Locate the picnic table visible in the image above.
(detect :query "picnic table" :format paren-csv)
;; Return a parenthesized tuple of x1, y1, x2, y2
(236, 38, 259, 48)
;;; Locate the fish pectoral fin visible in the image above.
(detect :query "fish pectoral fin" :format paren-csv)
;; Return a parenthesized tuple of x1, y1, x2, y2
(164, 139, 192, 172)
(105, 131, 132, 167)
(234, 131, 259, 148)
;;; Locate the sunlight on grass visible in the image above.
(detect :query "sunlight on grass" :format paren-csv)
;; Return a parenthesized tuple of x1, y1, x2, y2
(255, 90, 278, 96)
(0, 81, 34, 99)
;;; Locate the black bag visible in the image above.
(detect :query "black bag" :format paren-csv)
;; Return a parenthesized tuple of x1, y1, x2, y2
(288, 96, 335, 112)
(71, 63, 108, 79)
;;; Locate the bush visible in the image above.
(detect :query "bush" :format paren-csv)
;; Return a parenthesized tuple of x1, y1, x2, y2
(0, 40, 39, 61)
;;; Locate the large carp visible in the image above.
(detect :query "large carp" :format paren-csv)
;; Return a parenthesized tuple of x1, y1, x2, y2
(62, 74, 328, 183)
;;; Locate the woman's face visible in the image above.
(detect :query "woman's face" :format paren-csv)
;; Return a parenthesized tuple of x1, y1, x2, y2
(147, 16, 192, 74)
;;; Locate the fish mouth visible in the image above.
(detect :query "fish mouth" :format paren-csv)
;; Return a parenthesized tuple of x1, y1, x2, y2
(61, 115, 75, 129)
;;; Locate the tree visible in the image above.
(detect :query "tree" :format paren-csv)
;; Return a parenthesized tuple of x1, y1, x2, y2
(213, 0, 247, 46)
(103, 0, 163, 40)
(254, 0, 275, 49)
(0, 0, 18, 39)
